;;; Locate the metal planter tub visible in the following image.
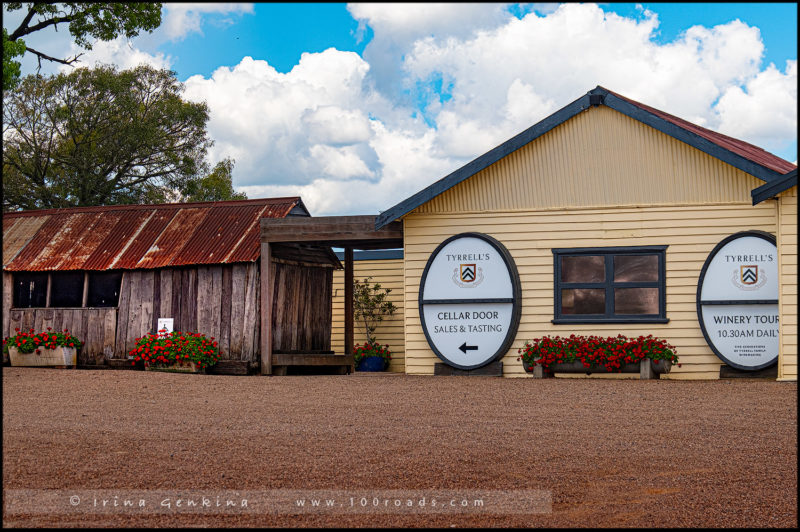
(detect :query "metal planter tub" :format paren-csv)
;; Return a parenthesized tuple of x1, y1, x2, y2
(529, 359, 671, 379)
(144, 360, 202, 373)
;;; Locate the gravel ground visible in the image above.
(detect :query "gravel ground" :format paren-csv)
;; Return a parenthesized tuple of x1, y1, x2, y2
(2, 367, 797, 528)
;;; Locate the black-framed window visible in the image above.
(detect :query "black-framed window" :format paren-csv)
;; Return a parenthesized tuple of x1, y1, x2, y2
(13, 272, 48, 308)
(12, 270, 124, 308)
(87, 272, 123, 307)
(552, 246, 668, 323)
(50, 271, 84, 307)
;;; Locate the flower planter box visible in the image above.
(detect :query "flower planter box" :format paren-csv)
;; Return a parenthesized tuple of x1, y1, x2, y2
(356, 356, 388, 372)
(8, 346, 77, 368)
(144, 360, 202, 373)
(530, 359, 671, 379)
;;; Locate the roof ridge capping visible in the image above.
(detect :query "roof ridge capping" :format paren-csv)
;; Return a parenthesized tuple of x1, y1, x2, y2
(3, 196, 302, 218)
(375, 86, 796, 230)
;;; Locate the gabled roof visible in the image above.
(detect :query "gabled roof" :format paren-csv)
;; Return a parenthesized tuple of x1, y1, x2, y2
(376, 86, 797, 229)
(752, 168, 798, 205)
(3, 197, 305, 271)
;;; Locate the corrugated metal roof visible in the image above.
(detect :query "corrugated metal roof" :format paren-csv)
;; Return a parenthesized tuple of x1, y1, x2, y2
(608, 89, 798, 175)
(3, 198, 301, 271)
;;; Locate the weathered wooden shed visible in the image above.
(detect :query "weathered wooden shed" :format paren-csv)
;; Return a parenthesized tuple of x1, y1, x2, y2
(2, 197, 340, 371)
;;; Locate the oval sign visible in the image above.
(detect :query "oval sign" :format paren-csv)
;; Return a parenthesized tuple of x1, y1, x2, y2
(419, 232, 522, 370)
(696, 231, 779, 371)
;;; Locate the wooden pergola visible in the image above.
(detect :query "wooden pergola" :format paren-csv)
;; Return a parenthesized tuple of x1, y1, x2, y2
(260, 215, 403, 375)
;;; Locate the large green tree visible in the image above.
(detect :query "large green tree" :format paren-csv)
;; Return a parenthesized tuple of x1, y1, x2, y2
(3, 64, 212, 210)
(182, 157, 248, 203)
(3, 2, 162, 91)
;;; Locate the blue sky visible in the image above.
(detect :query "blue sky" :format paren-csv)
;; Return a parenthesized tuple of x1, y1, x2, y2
(4, 3, 797, 215)
(161, 3, 797, 79)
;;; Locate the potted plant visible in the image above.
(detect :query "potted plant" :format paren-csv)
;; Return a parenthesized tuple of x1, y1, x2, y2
(129, 329, 221, 373)
(353, 341, 392, 371)
(3, 327, 83, 367)
(352, 277, 397, 372)
(518, 334, 679, 376)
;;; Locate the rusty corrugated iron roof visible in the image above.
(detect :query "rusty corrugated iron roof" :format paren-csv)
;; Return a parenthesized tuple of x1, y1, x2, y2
(2, 198, 301, 271)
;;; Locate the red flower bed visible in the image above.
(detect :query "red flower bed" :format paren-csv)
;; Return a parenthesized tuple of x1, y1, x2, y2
(129, 329, 220, 370)
(518, 334, 679, 373)
(3, 327, 83, 355)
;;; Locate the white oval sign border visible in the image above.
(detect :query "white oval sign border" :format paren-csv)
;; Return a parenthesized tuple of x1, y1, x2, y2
(418, 232, 522, 370)
(696, 230, 779, 371)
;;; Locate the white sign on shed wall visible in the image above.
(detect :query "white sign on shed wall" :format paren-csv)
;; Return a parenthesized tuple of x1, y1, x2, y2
(697, 232, 779, 371)
(419, 233, 522, 369)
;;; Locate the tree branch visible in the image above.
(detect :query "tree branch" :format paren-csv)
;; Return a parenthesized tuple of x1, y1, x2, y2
(25, 46, 83, 68)
(9, 5, 38, 40)
(10, 11, 76, 41)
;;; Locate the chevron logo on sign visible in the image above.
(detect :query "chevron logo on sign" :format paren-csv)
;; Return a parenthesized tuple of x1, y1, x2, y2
(740, 265, 758, 285)
(460, 264, 476, 282)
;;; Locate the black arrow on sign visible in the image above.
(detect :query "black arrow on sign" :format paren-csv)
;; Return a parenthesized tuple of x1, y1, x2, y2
(459, 342, 478, 353)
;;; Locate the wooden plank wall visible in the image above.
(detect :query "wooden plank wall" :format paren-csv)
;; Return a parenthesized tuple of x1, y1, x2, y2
(6, 307, 117, 365)
(115, 264, 261, 362)
(271, 260, 332, 352)
(331, 258, 405, 372)
(115, 260, 329, 363)
(5, 259, 332, 366)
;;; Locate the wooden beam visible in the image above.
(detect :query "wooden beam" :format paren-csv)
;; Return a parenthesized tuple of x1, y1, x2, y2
(344, 246, 354, 358)
(261, 215, 403, 246)
(260, 242, 273, 375)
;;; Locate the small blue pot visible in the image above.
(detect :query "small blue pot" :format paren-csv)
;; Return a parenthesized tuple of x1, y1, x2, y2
(356, 356, 388, 372)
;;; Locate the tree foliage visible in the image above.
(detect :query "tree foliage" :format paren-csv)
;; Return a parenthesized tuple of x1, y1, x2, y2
(181, 157, 247, 203)
(3, 2, 162, 90)
(3, 65, 212, 211)
(3, 28, 27, 91)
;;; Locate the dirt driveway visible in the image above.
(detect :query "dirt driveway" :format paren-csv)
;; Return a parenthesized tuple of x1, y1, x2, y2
(2, 367, 797, 527)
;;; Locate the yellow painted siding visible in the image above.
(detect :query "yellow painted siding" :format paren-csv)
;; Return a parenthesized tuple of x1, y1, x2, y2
(413, 106, 764, 215)
(777, 187, 798, 381)
(332, 259, 405, 372)
(402, 203, 777, 379)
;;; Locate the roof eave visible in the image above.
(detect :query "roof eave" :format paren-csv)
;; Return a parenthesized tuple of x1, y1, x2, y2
(601, 91, 785, 184)
(375, 92, 595, 229)
(752, 169, 798, 205)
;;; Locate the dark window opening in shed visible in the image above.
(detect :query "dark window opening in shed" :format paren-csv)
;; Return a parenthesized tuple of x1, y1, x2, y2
(13, 273, 48, 308)
(50, 271, 84, 307)
(87, 272, 123, 307)
(553, 246, 668, 323)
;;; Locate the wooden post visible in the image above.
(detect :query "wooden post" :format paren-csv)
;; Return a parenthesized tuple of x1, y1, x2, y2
(260, 242, 273, 375)
(344, 247, 354, 358)
(45, 273, 52, 307)
(82, 272, 89, 307)
(640, 358, 656, 379)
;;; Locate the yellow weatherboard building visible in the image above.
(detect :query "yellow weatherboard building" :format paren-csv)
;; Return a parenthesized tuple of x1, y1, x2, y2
(372, 86, 797, 380)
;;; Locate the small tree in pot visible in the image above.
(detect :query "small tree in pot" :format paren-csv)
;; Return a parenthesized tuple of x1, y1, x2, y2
(352, 277, 397, 371)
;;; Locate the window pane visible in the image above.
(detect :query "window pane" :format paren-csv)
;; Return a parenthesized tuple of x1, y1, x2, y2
(614, 287, 659, 314)
(50, 272, 84, 307)
(614, 255, 658, 282)
(561, 255, 605, 283)
(13, 273, 48, 308)
(87, 272, 123, 307)
(561, 288, 605, 314)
